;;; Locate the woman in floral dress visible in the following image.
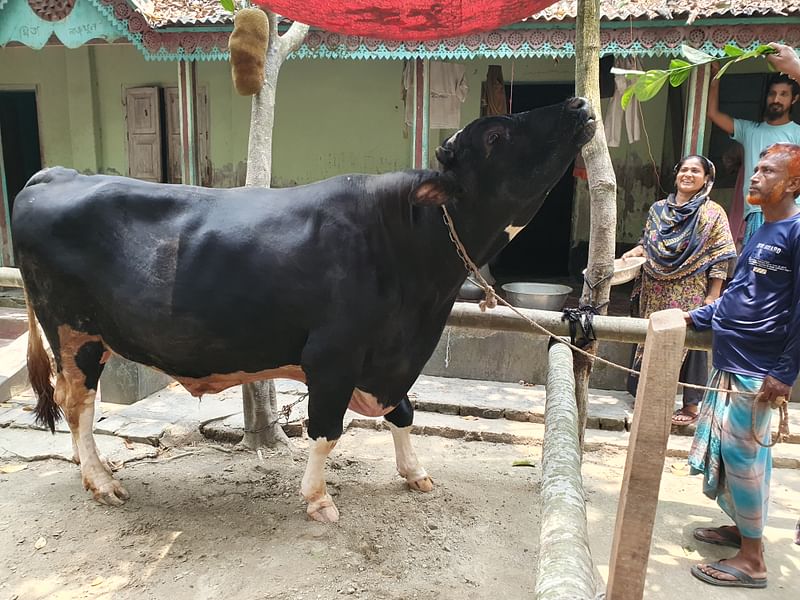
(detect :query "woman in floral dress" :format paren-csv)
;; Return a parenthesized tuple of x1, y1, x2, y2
(623, 155, 737, 426)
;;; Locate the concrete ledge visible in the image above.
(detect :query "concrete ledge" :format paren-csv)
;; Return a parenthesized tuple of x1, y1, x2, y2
(0, 333, 31, 403)
(99, 355, 173, 405)
(423, 325, 636, 391)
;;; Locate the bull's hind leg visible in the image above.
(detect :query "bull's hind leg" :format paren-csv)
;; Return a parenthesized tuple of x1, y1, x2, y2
(56, 328, 129, 506)
(385, 396, 433, 492)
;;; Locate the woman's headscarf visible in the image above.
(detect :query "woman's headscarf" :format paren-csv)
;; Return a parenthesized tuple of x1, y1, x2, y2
(642, 155, 737, 280)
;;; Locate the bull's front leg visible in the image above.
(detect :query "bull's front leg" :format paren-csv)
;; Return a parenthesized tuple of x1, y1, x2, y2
(300, 436, 340, 523)
(385, 396, 433, 492)
(300, 359, 354, 523)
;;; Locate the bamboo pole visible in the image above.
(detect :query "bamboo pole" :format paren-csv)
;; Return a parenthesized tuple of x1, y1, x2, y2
(535, 341, 596, 600)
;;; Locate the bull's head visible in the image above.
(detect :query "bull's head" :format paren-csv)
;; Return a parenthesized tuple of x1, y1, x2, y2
(410, 97, 596, 209)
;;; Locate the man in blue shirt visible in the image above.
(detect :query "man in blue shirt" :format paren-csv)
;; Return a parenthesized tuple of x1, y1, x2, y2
(684, 143, 800, 588)
(707, 67, 800, 244)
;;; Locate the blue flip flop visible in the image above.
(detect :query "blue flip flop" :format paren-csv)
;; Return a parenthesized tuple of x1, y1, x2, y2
(691, 562, 767, 588)
(693, 526, 742, 548)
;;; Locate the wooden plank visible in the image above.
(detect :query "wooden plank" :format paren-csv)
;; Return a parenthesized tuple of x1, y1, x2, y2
(606, 308, 686, 600)
(683, 63, 710, 156)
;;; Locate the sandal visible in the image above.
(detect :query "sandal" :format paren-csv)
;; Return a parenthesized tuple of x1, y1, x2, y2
(672, 407, 699, 426)
(690, 562, 767, 588)
(693, 526, 742, 548)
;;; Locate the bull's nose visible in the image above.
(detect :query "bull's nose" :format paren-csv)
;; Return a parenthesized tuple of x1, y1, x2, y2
(568, 96, 596, 123)
(567, 97, 588, 111)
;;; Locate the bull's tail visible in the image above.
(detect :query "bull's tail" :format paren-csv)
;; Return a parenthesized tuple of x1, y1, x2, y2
(25, 292, 60, 433)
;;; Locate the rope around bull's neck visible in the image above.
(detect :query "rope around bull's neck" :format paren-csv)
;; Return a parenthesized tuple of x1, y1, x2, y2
(440, 205, 790, 446)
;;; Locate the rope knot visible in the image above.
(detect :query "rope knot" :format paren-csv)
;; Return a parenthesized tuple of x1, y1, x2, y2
(478, 286, 498, 312)
(561, 305, 599, 349)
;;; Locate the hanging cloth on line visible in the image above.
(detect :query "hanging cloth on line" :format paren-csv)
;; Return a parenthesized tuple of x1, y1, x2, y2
(403, 61, 469, 130)
(252, 1, 561, 41)
(605, 56, 642, 147)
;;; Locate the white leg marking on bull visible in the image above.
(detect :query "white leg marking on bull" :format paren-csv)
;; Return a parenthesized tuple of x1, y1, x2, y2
(55, 327, 128, 505)
(300, 437, 340, 523)
(387, 422, 433, 492)
(504, 224, 524, 241)
(76, 401, 128, 505)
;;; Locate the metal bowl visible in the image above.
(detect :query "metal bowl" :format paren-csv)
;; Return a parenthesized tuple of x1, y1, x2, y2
(501, 282, 573, 311)
(458, 276, 485, 301)
(582, 256, 646, 287)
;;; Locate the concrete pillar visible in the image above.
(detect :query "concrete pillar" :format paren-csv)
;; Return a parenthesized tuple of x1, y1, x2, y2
(411, 58, 430, 169)
(178, 59, 199, 185)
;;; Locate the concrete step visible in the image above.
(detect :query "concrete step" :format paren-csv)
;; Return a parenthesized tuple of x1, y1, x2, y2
(347, 410, 800, 469)
(4, 375, 800, 467)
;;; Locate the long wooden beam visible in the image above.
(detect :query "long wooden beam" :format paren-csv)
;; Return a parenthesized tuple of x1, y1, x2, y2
(447, 302, 711, 350)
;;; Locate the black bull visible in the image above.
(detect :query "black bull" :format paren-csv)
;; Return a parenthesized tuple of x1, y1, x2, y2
(13, 97, 595, 522)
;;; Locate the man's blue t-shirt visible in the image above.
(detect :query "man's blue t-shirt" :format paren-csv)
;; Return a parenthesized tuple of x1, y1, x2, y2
(690, 211, 800, 386)
(732, 119, 800, 218)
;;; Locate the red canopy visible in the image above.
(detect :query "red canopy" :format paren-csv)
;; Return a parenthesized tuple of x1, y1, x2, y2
(253, 1, 558, 41)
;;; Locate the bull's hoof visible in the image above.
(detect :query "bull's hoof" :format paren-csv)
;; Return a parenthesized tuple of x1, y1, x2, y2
(408, 475, 434, 492)
(86, 478, 130, 507)
(306, 495, 340, 523)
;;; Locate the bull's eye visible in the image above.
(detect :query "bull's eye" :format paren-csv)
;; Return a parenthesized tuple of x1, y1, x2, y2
(487, 132, 501, 145)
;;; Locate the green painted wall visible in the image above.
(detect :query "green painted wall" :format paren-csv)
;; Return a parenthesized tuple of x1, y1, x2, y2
(198, 58, 413, 188)
(92, 44, 177, 175)
(0, 45, 691, 256)
(0, 46, 72, 168)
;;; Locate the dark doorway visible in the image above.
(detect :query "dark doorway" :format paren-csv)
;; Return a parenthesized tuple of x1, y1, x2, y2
(490, 82, 576, 280)
(1, 91, 42, 217)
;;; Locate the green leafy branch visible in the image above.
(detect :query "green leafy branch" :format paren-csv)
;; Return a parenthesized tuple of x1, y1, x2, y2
(219, 0, 251, 13)
(616, 43, 776, 109)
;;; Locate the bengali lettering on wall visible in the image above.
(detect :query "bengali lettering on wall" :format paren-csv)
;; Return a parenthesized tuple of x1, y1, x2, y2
(0, 0, 122, 49)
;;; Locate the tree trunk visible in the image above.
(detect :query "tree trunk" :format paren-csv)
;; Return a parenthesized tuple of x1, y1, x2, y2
(240, 15, 309, 450)
(573, 0, 617, 447)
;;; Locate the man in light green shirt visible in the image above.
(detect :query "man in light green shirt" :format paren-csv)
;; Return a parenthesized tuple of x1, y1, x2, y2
(707, 65, 800, 243)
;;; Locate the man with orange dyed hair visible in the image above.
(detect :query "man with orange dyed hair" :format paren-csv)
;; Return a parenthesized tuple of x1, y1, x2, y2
(684, 143, 800, 588)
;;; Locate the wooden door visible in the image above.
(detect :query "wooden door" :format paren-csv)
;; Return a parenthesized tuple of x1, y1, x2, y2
(125, 87, 163, 182)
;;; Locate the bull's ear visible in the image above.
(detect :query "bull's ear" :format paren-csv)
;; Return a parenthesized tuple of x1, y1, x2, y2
(435, 145, 455, 168)
(409, 173, 458, 206)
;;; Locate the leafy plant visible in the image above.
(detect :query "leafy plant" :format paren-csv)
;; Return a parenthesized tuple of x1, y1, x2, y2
(220, 0, 252, 13)
(616, 43, 776, 109)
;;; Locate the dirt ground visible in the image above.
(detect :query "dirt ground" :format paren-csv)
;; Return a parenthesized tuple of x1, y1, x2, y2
(0, 430, 544, 600)
(1, 428, 799, 600)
